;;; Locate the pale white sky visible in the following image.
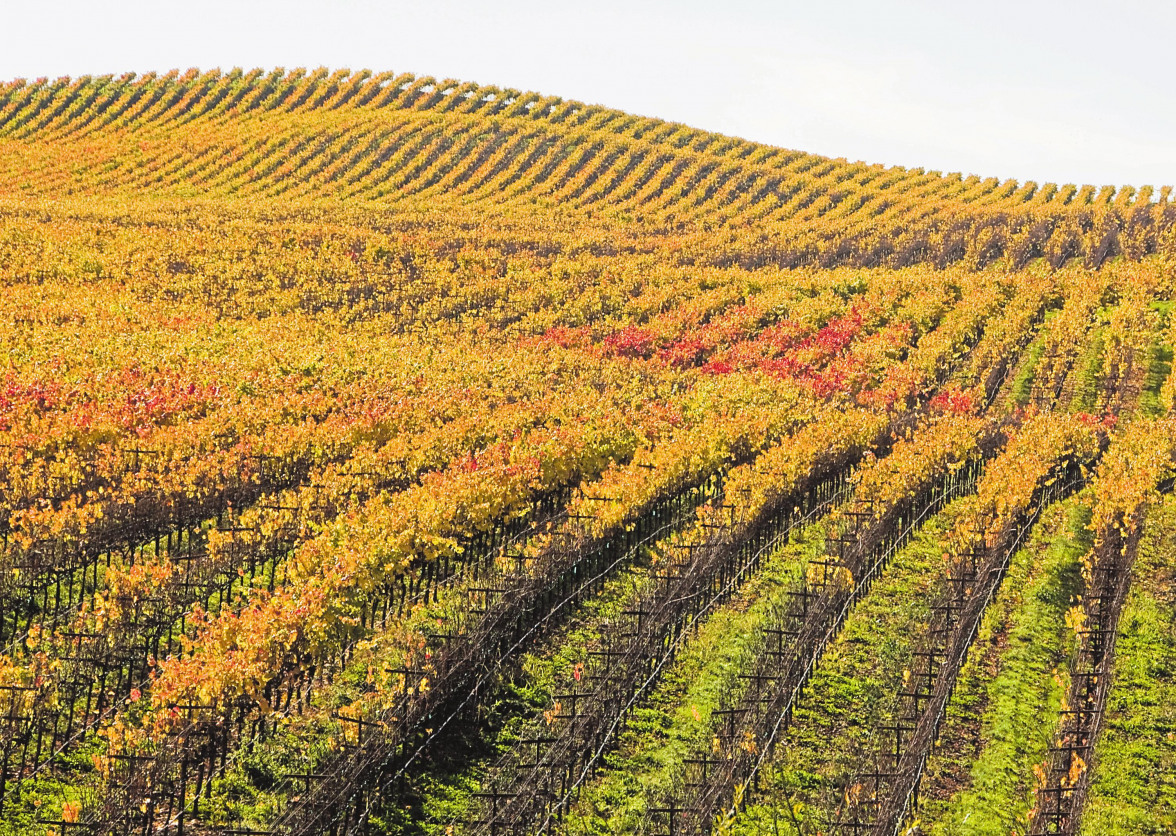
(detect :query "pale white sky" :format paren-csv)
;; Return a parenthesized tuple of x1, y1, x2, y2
(2, 0, 1173, 188)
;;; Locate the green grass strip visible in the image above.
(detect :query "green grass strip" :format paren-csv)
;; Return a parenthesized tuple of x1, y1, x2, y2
(728, 504, 967, 834)
(1136, 317, 1172, 419)
(1079, 496, 1176, 835)
(1008, 326, 1049, 407)
(920, 498, 1089, 835)
(561, 520, 831, 836)
(1069, 327, 1106, 413)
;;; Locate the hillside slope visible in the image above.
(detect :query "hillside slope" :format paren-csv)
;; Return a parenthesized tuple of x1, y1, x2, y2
(0, 69, 1174, 836)
(1, 68, 1173, 269)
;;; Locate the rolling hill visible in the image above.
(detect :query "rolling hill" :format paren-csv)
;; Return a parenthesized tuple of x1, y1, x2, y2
(0, 69, 1173, 836)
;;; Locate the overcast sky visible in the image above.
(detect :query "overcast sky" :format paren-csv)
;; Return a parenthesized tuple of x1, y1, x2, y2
(3, 0, 1173, 188)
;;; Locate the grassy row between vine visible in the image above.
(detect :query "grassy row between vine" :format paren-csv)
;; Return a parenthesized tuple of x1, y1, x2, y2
(561, 520, 832, 836)
(917, 497, 1091, 835)
(1078, 496, 1176, 835)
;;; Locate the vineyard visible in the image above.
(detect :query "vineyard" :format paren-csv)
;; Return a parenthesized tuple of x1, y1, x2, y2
(0, 68, 1174, 836)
